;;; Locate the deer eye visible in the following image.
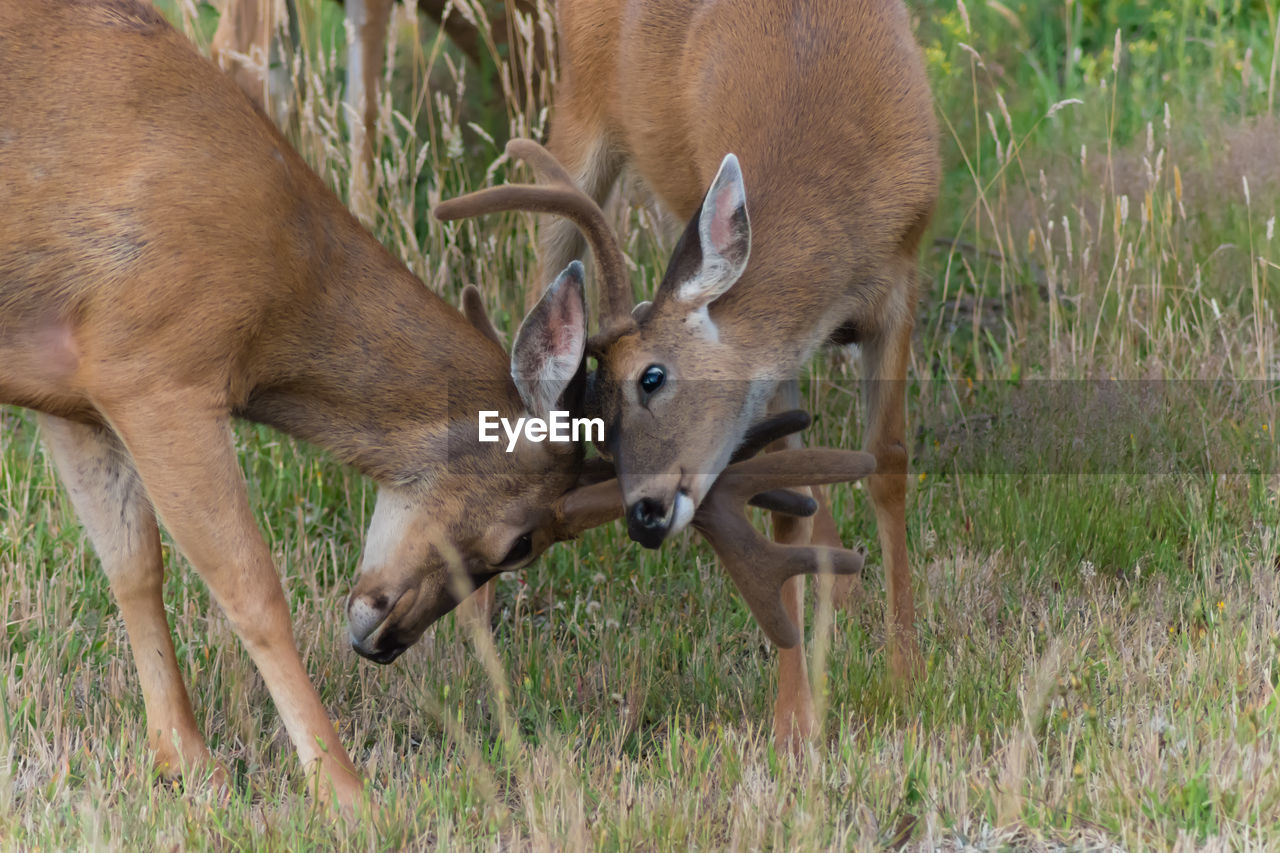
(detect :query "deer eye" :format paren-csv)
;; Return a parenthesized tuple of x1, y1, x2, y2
(498, 533, 533, 567)
(639, 364, 666, 395)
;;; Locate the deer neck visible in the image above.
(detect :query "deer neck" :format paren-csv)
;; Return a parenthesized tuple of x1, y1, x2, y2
(241, 192, 515, 482)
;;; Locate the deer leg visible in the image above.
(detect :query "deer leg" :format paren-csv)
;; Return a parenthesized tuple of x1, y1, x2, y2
(104, 394, 362, 808)
(37, 414, 219, 786)
(766, 383, 817, 749)
(861, 299, 922, 686)
(811, 485, 859, 610)
(345, 0, 392, 170)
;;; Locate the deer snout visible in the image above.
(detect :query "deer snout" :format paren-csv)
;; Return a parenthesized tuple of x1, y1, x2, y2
(626, 490, 695, 549)
(347, 585, 417, 664)
(627, 497, 669, 549)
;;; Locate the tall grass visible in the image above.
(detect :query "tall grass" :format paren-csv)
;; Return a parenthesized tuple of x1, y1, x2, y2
(1, 0, 1278, 849)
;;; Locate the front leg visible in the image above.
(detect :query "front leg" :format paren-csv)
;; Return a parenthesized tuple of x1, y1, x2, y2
(766, 384, 817, 749)
(810, 485, 859, 609)
(103, 391, 363, 808)
(38, 414, 219, 787)
(861, 301, 922, 686)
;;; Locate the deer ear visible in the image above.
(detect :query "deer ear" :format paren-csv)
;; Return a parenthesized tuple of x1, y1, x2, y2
(662, 153, 751, 309)
(461, 285, 504, 346)
(511, 261, 587, 418)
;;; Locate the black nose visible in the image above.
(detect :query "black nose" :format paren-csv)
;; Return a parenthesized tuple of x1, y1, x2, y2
(348, 590, 410, 664)
(352, 640, 407, 665)
(627, 498, 670, 549)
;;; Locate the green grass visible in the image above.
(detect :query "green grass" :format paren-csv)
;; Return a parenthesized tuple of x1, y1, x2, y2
(2, 0, 1280, 848)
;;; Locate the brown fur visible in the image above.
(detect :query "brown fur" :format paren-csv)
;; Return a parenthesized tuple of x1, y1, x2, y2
(0, 0, 585, 807)
(540, 0, 941, 745)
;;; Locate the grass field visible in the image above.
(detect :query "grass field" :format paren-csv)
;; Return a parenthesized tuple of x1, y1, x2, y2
(2, 0, 1280, 848)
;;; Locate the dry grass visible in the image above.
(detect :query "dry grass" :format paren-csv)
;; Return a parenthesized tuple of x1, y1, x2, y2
(1, 1, 1279, 849)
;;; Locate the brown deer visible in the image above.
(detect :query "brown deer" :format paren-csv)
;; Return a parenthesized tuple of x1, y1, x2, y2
(527, 0, 942, 745)
(0, 1, 870, 805)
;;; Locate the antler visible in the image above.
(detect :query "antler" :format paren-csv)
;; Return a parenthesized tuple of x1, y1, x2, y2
(549, 411, 876, 648)
(439, 145, 872, 646)
(433, 138, 635, 331)
(693, 448, 874, 647)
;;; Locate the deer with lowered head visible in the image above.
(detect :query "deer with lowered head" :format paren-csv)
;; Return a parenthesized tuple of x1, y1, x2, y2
(0, 0, 872, 806)
(508, 0, 942, 746)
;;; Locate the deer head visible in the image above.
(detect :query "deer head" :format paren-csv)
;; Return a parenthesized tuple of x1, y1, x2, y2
(346, 137, 652, 663)
(430, 139, 876, 647)
(436, 147, 781, 552)
(435, 144, 767, 550)
(345, 263, 594, 662)
(587, 153, 782, 548)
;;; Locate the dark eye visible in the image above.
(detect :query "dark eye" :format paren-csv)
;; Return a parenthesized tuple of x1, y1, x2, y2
(499, 533, 533, 567)
(639, 364, 666, 395)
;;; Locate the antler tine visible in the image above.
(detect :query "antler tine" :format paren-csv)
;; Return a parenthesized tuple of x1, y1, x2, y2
(694, 448, 878, 648)
(552, 409, 820, 541)
(505, 138, 576, 187)
(731, 409, 813, 463)
(548, 409, 879, 648)
(733, 409, 818, 515)
(433, 138, 634, 328)
(551, 477, 626, 541)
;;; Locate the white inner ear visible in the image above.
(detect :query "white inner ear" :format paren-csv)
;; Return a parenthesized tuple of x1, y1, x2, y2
(515, 367, 567, 422)
(511, 265, 587, 418)
(676, 263, 738, 306)
(677, 154, 750, 306)
(521, 346, 580, 416)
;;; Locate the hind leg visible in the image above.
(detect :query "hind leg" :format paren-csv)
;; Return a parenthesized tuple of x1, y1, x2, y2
(211, 0, 287, 113)
(39, 414, 218, 785)
(344, 0, 392, 168)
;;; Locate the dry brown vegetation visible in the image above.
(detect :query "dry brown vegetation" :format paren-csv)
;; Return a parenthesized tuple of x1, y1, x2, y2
(1, 0, 1278, 849)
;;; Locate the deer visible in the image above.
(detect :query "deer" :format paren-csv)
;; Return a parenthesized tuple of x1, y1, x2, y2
(511, 0, 943, 747)
(0, 0, 873, 806)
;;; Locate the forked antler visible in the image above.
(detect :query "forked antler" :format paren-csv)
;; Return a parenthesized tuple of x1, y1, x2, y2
(436, 145, 874, 648)
(547, 412, 876, 648)
(692, 448, 873, 647)
(433, 138, 636, 338)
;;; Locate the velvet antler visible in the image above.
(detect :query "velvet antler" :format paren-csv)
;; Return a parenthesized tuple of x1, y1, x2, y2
(548, 411, 875, 648)
(434, 138, 635, 332)
(437, 145, 874, 648)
